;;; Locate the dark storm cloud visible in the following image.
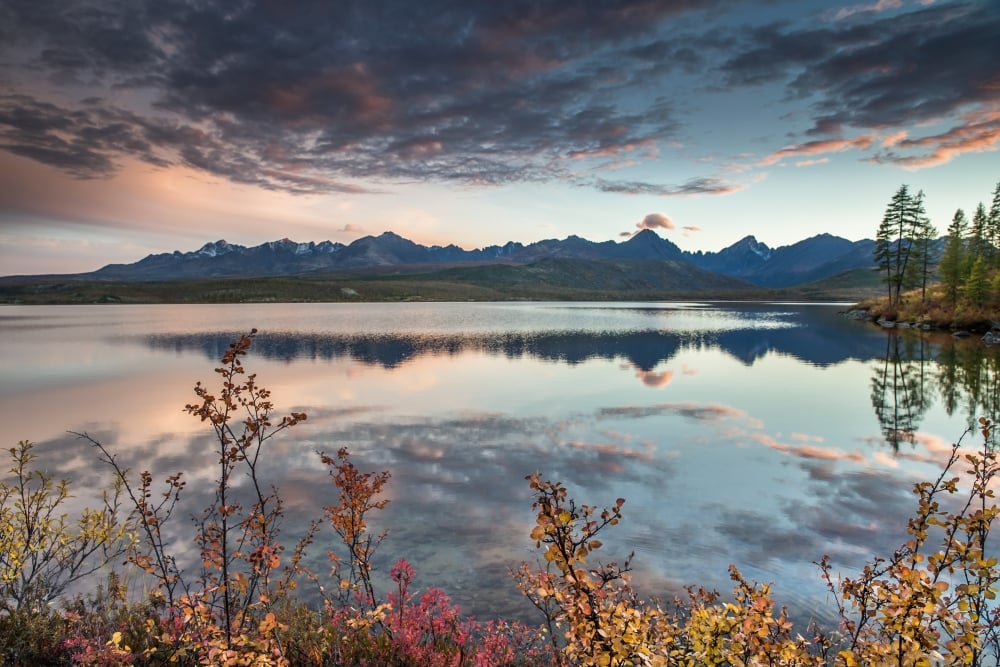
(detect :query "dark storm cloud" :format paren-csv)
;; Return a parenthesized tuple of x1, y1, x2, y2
(2, 1, 993, 193)
(718, 2, 1000, 164)
(0, 0, 734, 193)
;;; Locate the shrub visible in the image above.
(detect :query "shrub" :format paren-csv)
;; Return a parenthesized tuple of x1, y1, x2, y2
(0, 440, 128, 613)
(515, 420, 1000, 666)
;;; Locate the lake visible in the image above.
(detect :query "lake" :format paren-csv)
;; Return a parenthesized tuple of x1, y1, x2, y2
(1, 301, 996, 628)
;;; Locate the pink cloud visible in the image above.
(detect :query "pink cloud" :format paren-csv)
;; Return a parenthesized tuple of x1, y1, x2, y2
(752, 433, 864, 462)
(833, 0, 903, 20)
(635, 369, 674, 388)
(266, 63, 393, 131)
(758, 134, 876, 166)
(872, 106, 1000, 168)
(681, 225, 701, 237)
(636, 212, 675, 232)
(339, 223, 364, 233)
(794, 157, 830, 167)
(881, 130, 908, 147)
(566, 439, 655, 464)
(568, 136, 657, 160)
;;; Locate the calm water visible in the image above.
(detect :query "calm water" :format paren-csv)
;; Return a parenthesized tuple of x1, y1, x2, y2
(1, 302, 997, 627)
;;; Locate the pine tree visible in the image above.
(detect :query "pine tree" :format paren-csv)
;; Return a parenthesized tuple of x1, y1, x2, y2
(939, 208, 968, 308)
(874, 209, 895, 305)
(968, 202, 989, 268)
(875, 185, 916, 308)
(989, 180, 1000, 267)
(965, 255, 988, 307)
(902, 190, 936, 302)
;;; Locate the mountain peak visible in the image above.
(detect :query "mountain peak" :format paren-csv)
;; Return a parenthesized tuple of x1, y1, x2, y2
(196, 240, 239, 257)
(80, 229, 874, 288)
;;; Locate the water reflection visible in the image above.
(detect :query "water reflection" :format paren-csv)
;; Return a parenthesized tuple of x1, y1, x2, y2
(935, 338, 1000, 425)
(139, 318, 889, 373)
(870, 330, 1000, 449)
(870, 334, 934, 450)
(3, 303, 996, 631)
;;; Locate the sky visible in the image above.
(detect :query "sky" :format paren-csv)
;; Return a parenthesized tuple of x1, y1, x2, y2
(1, 0, 998, 276)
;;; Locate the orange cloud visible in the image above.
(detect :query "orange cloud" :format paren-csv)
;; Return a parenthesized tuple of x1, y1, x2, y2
(267, 63, 393, 131)
(758, 134, 876, 166)
(635, 212, 674, 232)
(635, 369, 674, 388)
(794, 157, 830, 167)
(568, 136, 657, 160)
(874, 107, 1000, 168)
(565, 439, 655, 464)
(833, 0, 902, 20)
(752, 433, 864, 462)
(881, 130, 908, 147)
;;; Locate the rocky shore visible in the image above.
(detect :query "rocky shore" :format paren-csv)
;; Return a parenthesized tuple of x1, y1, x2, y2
(843, 308, 1000, 345)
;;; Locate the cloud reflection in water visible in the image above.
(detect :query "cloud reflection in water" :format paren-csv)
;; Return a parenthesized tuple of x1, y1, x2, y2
(3, 303, 989, 631)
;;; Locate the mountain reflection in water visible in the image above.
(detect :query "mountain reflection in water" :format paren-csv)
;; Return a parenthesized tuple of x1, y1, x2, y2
(140, 314, 888, 371)
(2, 302, 997, 632)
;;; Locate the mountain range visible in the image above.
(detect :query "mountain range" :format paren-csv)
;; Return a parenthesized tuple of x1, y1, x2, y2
(83, 230, 876, 288)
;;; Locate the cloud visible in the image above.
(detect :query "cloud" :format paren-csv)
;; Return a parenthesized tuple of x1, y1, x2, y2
(0, 0, 724, 195)
(636, 212, 675, 232)
(719, 2, 1000, 168)
(832, 0, 903, 21)
(0, 94, 374, 195)
(596, 402, 747, 422)
(339, 223, 364, 233)
(751, 433, 865, 463)
(597, 176, 745, 196)
(635, 368, 674, 388)
(869, 106, 1000, 168)
(681, 225, 701, 237)
(881, 130, 908, 147)
(758, 135, 875, 167)
(2, 0, 992, 200)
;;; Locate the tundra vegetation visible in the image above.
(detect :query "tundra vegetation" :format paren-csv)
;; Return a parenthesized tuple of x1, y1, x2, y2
(1, 331, 998, 666)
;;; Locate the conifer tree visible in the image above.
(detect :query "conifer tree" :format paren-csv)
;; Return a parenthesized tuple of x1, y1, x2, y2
(989, 180, 1000, 266)
(965, 255, 988, 307)
(939, 208, 968, 308)
(903, 190, 937, 302)
(874, 184, 925, 307)
(968, 202, 990, 268)
(875, 185, 913, 307)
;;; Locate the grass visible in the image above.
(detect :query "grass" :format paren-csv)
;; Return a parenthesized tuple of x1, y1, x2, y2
(0, 261, 881, 305)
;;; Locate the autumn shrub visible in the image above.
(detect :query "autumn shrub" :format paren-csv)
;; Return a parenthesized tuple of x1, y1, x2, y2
(323, 557, 551, 667)
(512, 475, 830, 666)
(72, 330, 552, 666)
(0, 440, 129, 613)
(0, 607, 69, 666)
(80, 329, 307, 664)
(515, 420, 1000, 667)
(0, 439, 132, 666)
(819, 418, 1000, 666)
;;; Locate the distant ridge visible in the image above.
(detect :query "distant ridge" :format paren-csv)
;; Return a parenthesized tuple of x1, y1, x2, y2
(23, 229, 876, 288)
(685, 233, 878, 287)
